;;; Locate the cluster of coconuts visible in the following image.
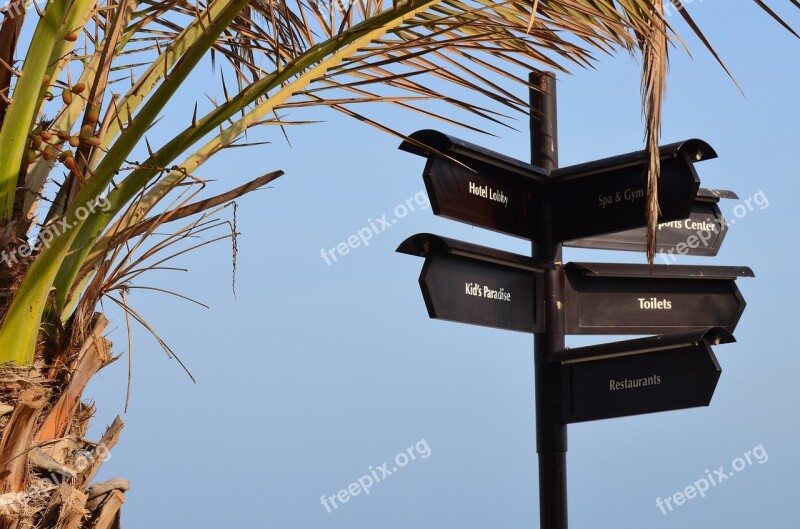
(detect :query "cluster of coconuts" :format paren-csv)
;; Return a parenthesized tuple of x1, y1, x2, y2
(28, 71, 102, 172)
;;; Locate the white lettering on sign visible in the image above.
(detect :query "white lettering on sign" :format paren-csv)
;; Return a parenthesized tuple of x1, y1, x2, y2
(465, 282, 482, 297)
(658, 220, 684, 230)
(684, 219, 718, 232)
(609, 374, 662, 391)
(598, 187, 647, 209)
(658, 218, 719, 232)
(469, 182, 509, 208)
(624, 188, 645, 202)
(464, 282, 511, 302)
(483, 285, 511, 301)
(638, 297, 673, 310)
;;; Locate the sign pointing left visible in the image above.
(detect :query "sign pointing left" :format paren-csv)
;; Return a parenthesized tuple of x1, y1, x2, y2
(399, 130, 546, 240)
(397, 234, 551, 333)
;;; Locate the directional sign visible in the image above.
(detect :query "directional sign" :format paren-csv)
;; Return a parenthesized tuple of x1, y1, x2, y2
(397, 234, 549, 333)
(400, 131, 719, 245)
(399, 130, 546, 239)
(418, 156, 540, 239)
(558, 328, 732, 423)
(552, 140, 716, 242)
(564, 263, 753, 335)
(565, 188, 735, 256)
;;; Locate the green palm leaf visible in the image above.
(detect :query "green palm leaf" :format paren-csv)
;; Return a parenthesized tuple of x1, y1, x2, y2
(0, 0, 794, 370)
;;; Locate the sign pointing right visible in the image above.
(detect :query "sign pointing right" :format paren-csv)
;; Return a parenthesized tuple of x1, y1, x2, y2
(558, 328, 732, 423)
(564, 262, 753, 335)
(552, 139, 715, 242)
(564, 188, 735, 257)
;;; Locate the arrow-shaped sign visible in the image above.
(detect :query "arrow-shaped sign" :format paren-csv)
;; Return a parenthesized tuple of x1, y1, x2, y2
(552, 140, 715, 242)
(399, 131, 718, 246)
(564, 262, 753, 335)
(399, 130, 546, 239)
(557, 328, 732, 423)
(564, 188, 734, 257)
(397, 234, 550, 333)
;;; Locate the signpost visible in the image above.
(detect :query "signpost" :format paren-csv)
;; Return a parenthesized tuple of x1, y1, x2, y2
(395, 70, 753, 529)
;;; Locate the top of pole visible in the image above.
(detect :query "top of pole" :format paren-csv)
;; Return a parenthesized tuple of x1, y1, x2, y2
(529, 71, 558, 174)
(529, 70, 560, 260)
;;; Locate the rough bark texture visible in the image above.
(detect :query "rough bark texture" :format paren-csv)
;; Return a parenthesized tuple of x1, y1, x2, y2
(0, 254, 127, 528)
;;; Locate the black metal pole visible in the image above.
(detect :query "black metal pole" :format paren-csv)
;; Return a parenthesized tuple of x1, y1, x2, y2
(530, 71, 568, 529)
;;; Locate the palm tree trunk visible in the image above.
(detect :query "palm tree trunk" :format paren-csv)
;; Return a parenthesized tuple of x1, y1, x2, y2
(0, 259, 126, 528)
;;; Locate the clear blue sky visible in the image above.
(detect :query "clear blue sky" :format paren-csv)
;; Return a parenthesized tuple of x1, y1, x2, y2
(83, 4, 800, 528)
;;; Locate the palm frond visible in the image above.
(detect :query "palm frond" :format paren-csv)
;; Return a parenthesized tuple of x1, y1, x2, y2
(0, 0, 794, 368)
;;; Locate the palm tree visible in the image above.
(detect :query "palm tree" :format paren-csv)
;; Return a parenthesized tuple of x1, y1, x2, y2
(0, 0, 795, 526)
